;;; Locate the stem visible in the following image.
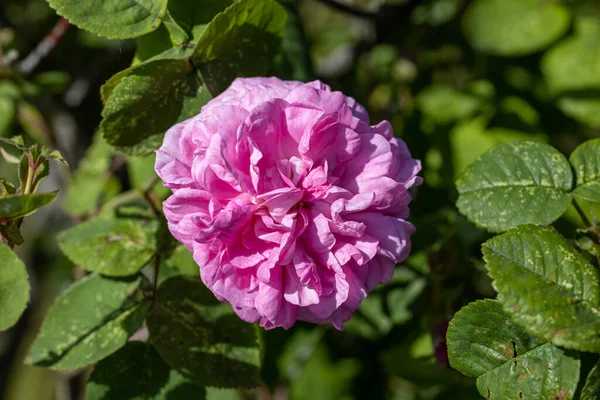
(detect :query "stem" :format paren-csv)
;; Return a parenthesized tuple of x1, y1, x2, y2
(573, 199, 600, 243)
(141, 175, 161, 216)
(23, 164, 35, 195)
(152, 255, 160, 299)
(19, 18, 70, 75)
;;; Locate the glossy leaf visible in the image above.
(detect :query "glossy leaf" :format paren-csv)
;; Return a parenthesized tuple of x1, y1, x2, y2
(58, 216, 158, 277)
(26, 274, 148, 370)
(456, 141, 572, 232)
(0, 242, 30, 330)
(0, 192, 58, 221)
(100, 58, 211, 148)
(476, 343, 579, 399)
(87, 342, 203, 400)
(447, 300, 579, 399)
(447, 299, 545, 378)
(147, 276, 260, 388)
(570, 139, 600, 204)
(483, 225, 600, 352)
(463, 0, 569, 56)
(47, 0, 168, 39)
(191, 0, 288, 94)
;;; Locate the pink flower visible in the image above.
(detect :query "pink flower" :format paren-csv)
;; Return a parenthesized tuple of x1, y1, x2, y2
(156, 77, 421, 329)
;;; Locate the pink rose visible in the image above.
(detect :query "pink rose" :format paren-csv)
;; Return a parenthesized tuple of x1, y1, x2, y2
(156, 77, 421, 329)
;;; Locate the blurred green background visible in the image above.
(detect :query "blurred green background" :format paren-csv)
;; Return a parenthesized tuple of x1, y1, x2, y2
(0, 0, 597, 399)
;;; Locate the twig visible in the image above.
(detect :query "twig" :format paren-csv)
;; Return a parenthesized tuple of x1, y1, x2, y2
(19, 18, 70, 75)
(141, 175, 161, 216)
(573, 199, 600, 243)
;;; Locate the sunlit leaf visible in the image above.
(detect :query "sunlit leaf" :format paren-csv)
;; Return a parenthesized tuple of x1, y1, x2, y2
(0, 192, 58, 220)
(483, 225, 600, 352)
(58, 216, 158, 277)
(47, 0, 168, 39)
(570, 139, 600, 204)
(0, 242, 29, 330)
(26, 274, 148, 370)
(456, 141, 572, 232)
(463, 0, 569, 56)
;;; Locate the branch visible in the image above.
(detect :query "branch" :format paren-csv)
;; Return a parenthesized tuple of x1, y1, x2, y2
(19, 18, 70, 75)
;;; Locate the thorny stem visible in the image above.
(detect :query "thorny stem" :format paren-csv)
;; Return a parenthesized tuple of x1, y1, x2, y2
(573, 199, 600, 244)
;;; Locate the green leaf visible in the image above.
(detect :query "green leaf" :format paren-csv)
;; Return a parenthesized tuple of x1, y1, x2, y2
(0, 221, 24, 246)
(463, 0, 569, 56)
(0, 242, 30, 330)
(288, 342, 360, 400)
(168, 0, 231, 42)
(114, 133, 166, 157)
(0, 135, 26, 150)
(32, 71, 71, 94)
(475, 343, 579, 399)
(450, 118, 547, 177)
(191, 0, 288, 95)
(542, 16, 600, 94)
(456, 141, 573, 232)
(0, 192, 58, 220)
(127, 153, 170, 198)
(483, 225, 600, 352)
(65, 132, 116, 215)
(58, 216, 158, 277)
(0, 178, 16, 196)
(165, 245, 199, 277)
(147, 276, 260, 388)
(16, 102, 50, 145)
(87, 342, 204, 400)
(557, 97, 600, 129)
(40, 146, 69, 167)
(26, 274, 148, 370)
(448, 300, 579, 399)
(100, 58, 211, 148)
(132, 25, 176, 65)
(581, 360, 600, 400)
(447, 299, 545, 378)
(570, 139, 600, 204)
(416, 85, 480, 125)
(541, 15, 600, 128)
(47, 0, 168, 39)
(0, 97, 15, 137)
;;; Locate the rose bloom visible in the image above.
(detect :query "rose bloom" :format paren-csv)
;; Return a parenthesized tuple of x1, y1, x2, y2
(156, 77, 421, 329)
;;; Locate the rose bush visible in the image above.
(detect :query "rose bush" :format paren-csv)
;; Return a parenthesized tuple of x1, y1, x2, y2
(156, 77, 421, 329)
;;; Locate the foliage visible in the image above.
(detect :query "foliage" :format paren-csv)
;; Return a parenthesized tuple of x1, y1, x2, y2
(2, 0, 600, 399)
